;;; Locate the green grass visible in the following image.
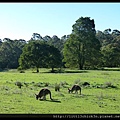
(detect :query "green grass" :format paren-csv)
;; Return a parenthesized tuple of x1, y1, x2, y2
(0, 68, 120, 114)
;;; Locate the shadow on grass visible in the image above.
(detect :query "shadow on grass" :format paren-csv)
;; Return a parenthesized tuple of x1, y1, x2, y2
(71, 93, 95, 98)
(64, 70, 88, 73)
(0, 69, 9, 72)
(39, 99, 61, 103)
(41, 70, 89, 74)
(80, 93, 95, 96)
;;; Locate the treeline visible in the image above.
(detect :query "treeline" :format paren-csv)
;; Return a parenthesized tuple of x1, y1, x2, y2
(0, 16, 120, 72)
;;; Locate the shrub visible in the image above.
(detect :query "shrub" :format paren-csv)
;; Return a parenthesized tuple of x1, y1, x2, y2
(15, 81, 23, 88)
(55, 83, 60, 91)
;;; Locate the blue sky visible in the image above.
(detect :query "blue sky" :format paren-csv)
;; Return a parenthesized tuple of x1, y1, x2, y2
(0, 2, 120, 40)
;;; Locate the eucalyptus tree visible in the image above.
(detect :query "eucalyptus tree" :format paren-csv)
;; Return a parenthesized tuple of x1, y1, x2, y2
(0, 39, 26, 69)
(101, 30, 120, 67)
(45, 45, 62, 72)
(101, 43, 120, 67)
(30, 33, 43, 40)
(0, 39, 2, 46)
(63, 17, 101, 70)
(42, 35, 52, 42)
(47, 35, 62, 51)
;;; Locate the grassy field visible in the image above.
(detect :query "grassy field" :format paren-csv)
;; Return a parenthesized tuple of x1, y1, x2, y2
(0, 68, 120, 116)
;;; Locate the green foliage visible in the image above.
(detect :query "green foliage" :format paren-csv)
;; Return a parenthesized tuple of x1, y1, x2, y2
(45, 45, 62, 72)
(0, 39, 26, 69)
(63, 17, 101, 70)
(18, 41, 62, 72)
(15, 81, 23, 88)
(63, 34, 80, 68)
(1, 17, 120, 71)
(101, 41, 120, 67)
(96, 29, 120, 67)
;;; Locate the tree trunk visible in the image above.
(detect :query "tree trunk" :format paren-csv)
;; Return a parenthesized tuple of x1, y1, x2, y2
(79, 63, 83, 70)
(37, 68, 39, 73)
(51, 67, 54, 73)
(78, 55, 84, 70)
(79, 43, 85, 70)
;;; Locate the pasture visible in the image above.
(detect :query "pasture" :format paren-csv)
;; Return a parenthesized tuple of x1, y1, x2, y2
(0, 68, 120, 115)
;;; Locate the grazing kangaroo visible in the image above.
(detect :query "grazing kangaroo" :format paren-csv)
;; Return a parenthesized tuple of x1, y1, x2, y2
(68, 84, 81, 95)
(35, 88, 53, 100)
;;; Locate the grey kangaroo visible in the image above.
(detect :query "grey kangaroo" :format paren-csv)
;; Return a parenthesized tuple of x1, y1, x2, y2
(68, 84, 81, 95)
(35, 88, 53, 100)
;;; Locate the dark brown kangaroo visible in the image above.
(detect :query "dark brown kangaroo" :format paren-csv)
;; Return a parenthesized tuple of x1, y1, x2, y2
(68, 84, 81, 95)
(35, 88, 53, 100)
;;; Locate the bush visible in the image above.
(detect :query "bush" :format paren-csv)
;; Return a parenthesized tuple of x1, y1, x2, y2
(55, 83, 60, 91)
(15, 81, 23, 88)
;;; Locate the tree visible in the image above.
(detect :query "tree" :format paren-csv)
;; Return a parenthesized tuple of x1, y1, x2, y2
(30, 33, 43, 40)
(18, 40, 62, 72)
(96, 29, 120, 67)
(46, 45, 62, 72)
(101, 35, 120, 67)
(0, 39, 25, 69)
(47, 35, 63, 52)
(63, 17, 101, 70)
(43, 35, 52, 42)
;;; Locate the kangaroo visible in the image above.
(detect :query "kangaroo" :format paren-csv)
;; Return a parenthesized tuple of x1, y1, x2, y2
(35, 88, 53, 100)
(68, 84, 81, 95)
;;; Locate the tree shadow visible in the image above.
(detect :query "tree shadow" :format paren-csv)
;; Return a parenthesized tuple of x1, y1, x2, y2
(0, 68, 9, 72)
(80, 93, 95, 97)
(65, 70, 88, 73)
(40, 70, 89, 73)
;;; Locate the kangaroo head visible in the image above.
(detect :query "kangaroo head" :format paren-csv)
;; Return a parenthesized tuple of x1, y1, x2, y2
(35, 94, 39, 100)
(68, 88, 71, 93)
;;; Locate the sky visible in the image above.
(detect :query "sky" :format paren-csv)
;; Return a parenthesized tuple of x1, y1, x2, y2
(0, 2, 120, 41)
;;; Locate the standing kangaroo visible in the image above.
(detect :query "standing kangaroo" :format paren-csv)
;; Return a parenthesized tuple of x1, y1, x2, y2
(68, 84, 81, 95)
(35, 88, 53, 100)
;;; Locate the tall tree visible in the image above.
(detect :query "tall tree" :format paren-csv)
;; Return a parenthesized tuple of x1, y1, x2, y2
(30, 33, 43, 40)
(46, 45, 62, 72)
(63, 17, 101, 70)
(0, 39, 25, 69)
(101, 35, 120, 67)
(47, 35, 62, 52)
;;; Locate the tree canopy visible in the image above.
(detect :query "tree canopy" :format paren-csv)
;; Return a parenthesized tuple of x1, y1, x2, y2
(18, 40, 62, 72)
(63, 17, 101, 70)
(0, 16, 120, 71)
